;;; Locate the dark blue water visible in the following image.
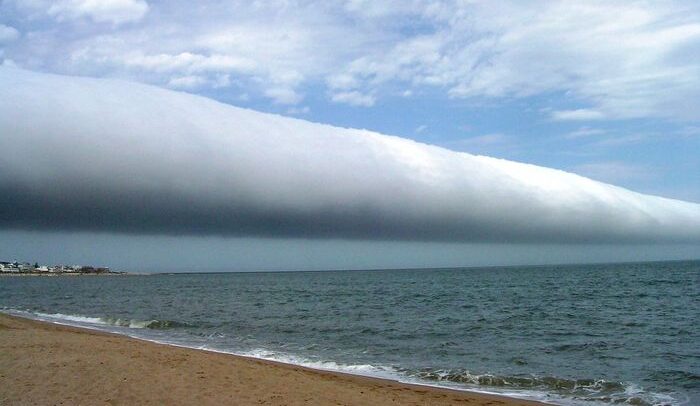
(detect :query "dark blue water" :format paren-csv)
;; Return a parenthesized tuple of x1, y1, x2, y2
(1, 260, 698, 405)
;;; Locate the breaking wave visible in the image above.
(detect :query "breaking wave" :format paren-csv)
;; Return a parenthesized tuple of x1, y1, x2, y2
(8, 309, 190, 330)
(408, 369, 679, 406)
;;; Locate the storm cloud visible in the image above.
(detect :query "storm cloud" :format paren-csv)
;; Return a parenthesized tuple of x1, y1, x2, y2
(1, 67, 699, 243)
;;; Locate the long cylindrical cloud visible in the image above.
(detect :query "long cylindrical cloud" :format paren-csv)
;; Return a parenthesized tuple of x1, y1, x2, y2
(1, 67, 699, 243)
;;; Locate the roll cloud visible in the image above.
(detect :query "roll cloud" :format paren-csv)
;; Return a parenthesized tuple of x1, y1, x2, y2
(1, 67, 699, 243)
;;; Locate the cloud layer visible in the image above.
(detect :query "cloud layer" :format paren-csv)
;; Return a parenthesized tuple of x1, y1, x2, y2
(2, 1, 700, 118)
(1, 67, 700, 243)
(47, 0, 149, 25)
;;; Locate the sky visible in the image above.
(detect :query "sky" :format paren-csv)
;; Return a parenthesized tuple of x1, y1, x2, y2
(1, 0, 699, 271)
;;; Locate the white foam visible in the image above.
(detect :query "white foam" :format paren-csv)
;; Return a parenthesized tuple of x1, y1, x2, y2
(33, 311, 104, 325)
(207, 347, 562, 404)
(237, 348, 399, 380)
(6, 309, 155, 330)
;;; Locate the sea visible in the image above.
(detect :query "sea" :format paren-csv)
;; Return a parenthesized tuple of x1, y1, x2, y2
(1, 260, 698, 406)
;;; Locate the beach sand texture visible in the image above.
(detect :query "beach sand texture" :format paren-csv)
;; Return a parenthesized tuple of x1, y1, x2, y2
(0, 314, 546, 405)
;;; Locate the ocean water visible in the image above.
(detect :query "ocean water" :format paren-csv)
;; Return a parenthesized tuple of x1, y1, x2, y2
(1, 260, 698, 405)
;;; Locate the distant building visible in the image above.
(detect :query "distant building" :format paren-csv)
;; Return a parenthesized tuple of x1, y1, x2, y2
(0, 260, 117, 274)
(0, 262, 20, 273)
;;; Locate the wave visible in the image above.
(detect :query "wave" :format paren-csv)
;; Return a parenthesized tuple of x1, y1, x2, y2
(99, 317, 191, 329)
(11, 310, 190, 330)
(204, 347, 679, 406)
(408, 369, 679, 406)
(235, 348, 400, 380)
(413, 369, 624, 391)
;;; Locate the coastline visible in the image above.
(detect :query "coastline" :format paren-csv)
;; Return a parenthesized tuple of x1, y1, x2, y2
(0, 273, 128, 277)
(0, 313, 548, 405)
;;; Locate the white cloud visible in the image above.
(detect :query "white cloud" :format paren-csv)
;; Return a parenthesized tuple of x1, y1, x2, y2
(551, 109, 606, 121)
(2, 68, 699, 242)
(165, 73, 229, 90)
(167, 75, 207, 89)
(332, 1, 700, 120)
(0, 24, 19, 44)
(330, 90, 375, 107)
(119, 52, 257, 74)
(0, 59, 17, 68)
(264, 87, 303, 105)
(564, 127, 607, 139)
(2, 1, 700, 119)
(211, 74, 231, 89)
(40, 6, 369, 104)
(326, 73, 360, 90)
(47, 0, 149, 24)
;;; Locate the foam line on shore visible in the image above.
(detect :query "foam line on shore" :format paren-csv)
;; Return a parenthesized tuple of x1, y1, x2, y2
(3, 308, 681, 406)
(2, 308, 556, 405)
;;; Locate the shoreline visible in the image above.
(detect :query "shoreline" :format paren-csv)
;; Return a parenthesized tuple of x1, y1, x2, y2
(0, 313, 549, 405)
(0, 272, 128, 277)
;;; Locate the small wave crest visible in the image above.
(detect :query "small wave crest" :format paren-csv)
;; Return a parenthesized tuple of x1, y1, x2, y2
(13, 310, 190, 330)
(237, 348, 400, 380)
(414, 369, 623, 391)
(409, 368, 677, 406)
(99, 317, 191, 329)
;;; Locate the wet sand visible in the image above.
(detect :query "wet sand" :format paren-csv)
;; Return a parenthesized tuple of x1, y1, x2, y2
(0, 313, 547, 405)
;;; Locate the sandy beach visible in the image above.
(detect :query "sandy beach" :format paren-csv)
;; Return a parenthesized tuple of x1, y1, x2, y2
(0, 313, 547, 405)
